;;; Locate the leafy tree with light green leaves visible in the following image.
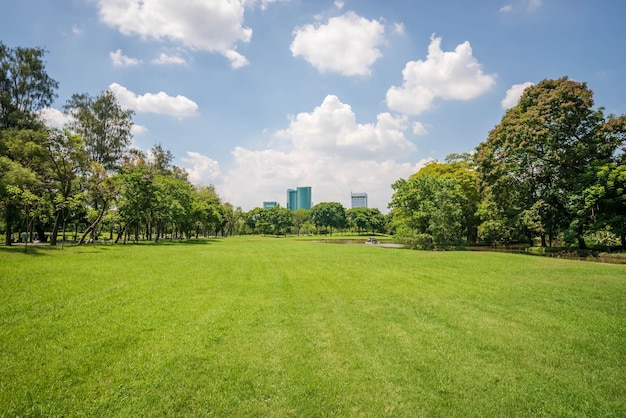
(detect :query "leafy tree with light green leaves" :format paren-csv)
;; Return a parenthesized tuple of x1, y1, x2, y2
(64, 91, 133, 171)
(265, 205, 293, 236)
(389, 175, 466, 249)
(310, 202, 346, 235)
(346, 207, 385, 235)
(412, 153, 480, 243)
(1, 43, 58, 245)
(291, 208, 310, 236)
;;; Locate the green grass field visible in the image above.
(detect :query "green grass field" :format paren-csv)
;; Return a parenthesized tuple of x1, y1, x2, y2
(1, 237, 625, 416)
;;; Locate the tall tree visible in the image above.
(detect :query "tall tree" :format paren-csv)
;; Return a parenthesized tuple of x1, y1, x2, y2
(41, 129, 87, 245)
(0, 43, 58, 245)
(0, 43, 58, 130)
(475, 77, 626, 248)
(64, 91, 133, 171)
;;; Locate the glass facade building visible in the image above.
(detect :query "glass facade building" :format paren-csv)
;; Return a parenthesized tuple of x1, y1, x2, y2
(286, 186, 312, 211)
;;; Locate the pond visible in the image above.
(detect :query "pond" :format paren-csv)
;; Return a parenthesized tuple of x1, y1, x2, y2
(314, 239, 626, 264)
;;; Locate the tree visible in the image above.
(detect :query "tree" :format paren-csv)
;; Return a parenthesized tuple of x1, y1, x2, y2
(64, 91, 133, 171)
(41, 129, 87, 245)
(291, 208, 310, 235)
(0, 156, 39, 245)
(475, 77, 626, 248)
(389, 175, 466, 249)
(310, 202, 346, 235)
(346, 207, 385, 235)
(1, 43, 58, 245)
(191, 185, 222, 238)
(415, 154, 480, 243)
(265, 206, 293, 236)
(0, 43, 58, 130)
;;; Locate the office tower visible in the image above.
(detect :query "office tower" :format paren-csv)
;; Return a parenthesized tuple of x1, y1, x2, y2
(351, 192, 367, 208)
(287, 189, 297, 210)
(287, 186, 312, 210)
(296, 186, 312, 210)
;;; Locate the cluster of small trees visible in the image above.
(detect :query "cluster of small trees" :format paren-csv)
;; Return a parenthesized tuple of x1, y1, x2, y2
(390, 77, 626, 250)
(236, 203, 386, 236)
(0, 43, 229, 246)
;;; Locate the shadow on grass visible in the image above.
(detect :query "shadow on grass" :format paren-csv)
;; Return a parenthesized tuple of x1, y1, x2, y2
(0, 244, 55, 256)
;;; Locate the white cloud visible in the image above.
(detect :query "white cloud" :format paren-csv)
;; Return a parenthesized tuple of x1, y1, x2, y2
(71, 24, 83, 35)
(97, 0, 253, 69)
(182, 151, 221, 184)
(499, 4, 513, 13)
(219, 147, 430, 212)
(412, 121, 428, 136)
(290, 11, 385, 76)
(272, 95, 416, 159)
(386, 35, 496, 115)
(393, 22, 405, 36)
(501, 81, 534, 109)
(38, 107, 72, 129)
(334, 0, 344, 9)
(108, 83, 199, 118)
(131, 124, 148, 136)
(205, 95, 426, 211)
(152, 53, 187, 65)
(110, 49, 142, 67)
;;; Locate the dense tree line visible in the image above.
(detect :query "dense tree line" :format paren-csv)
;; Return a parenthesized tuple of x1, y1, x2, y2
(2, 44, 624, 250)
(390, 77, 626, 250)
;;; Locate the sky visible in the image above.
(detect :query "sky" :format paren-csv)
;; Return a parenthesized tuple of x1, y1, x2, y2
(2, 0, 625, 212)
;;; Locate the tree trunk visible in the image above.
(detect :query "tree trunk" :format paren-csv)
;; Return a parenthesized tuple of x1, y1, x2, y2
(115, 223, 127, 244)
(77, 202, 108, 245)
(50, 209, 63, 246)
(4, 209, 12, 246)
(540, 232, 547, 247)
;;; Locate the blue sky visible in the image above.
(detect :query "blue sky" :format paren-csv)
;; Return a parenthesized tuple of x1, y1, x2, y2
(2, 0, 625, 212)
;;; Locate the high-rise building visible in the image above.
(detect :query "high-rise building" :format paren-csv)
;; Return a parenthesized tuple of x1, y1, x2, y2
(287, 186, 312, 211)
(351, 192, 368, 208)
(263, 201, 278, 209)
(287, 189, 297, 211)
(296, 186, 312, 210)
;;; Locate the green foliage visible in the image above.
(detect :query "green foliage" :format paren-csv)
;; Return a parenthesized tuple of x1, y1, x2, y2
(475, 77, 626, 248)
(310, 202, 346, 235)
(0, 42, 58, 130)
(64, 90, 133, 171)
(390, 174, 466, 248)
(346, 207, 385, 234)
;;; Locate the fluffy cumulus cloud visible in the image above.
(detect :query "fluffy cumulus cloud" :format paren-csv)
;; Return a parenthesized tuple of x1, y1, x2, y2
(501, 81, 534, 109)
(386, 35, 496, 115)
(108, 83, 199, 118)
(97, 0, 253, 68)
(190, 95, 428, 211)
(181, 151, 221, 184)
(290, 11, 385, 76)
(273, 95, 416, 159)
(110, 49, 142, 67)
(37, 107, 71, 129)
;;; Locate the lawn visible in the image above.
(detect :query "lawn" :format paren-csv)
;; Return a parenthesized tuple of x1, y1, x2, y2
(1, 237, 625, 416)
